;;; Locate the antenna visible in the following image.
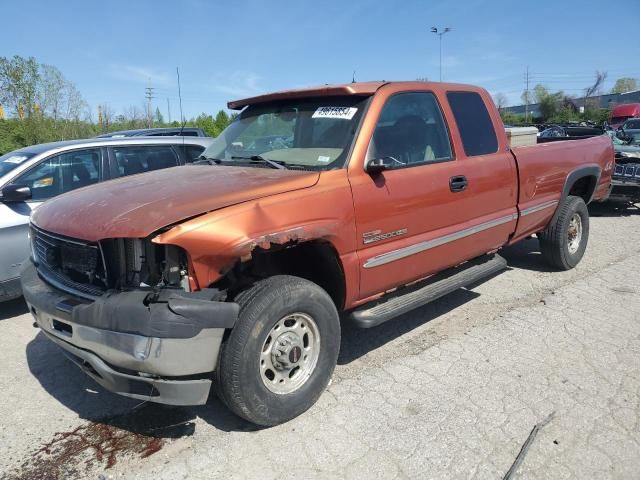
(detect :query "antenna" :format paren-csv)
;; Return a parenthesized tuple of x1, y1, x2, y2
(352, 71, 356, 83)
(177, 67, 185, 137)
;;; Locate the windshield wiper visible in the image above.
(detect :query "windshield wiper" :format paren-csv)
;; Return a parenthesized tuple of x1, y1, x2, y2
(192, 156, 222, 165)
(231, 155, 286, 170)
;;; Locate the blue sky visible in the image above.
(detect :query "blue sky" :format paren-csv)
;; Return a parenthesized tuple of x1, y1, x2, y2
(3, 0, 640, 119)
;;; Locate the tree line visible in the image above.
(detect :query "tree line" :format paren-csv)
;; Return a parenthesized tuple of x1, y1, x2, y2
(0, 55, 234, 155)
(493, 73, 639, 125)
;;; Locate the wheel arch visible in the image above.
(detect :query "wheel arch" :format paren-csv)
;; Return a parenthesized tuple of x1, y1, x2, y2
(562, 165, 601, 204)
(547, 165, 600, 228)
(214, 238, 347, 310)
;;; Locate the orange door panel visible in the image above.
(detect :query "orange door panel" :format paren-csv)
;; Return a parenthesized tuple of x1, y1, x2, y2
(350, 152, 517, 298)
(347, 84, 518, 301)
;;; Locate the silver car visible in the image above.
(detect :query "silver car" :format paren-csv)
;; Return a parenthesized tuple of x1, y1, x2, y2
(0, 136, 213, 301)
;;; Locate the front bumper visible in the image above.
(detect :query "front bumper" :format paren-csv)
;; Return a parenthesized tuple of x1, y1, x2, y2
(21, 261, 238, 406)
(609, 179, 640, 203)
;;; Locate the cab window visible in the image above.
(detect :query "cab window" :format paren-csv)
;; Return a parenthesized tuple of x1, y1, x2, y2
(447, 91, 498, 156)
(367, 92, 453, 167)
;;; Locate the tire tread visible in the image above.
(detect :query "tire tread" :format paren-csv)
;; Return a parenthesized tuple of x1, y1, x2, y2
(217, 275, 339, 425)
(539, 195, 589, 270)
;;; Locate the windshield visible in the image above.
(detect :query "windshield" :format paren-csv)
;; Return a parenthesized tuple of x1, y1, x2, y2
(611, 116, 631, 125)
(201, 96, 369, 170)
(0, 151, 36, 177)
(623, 119, 640, 129)
(613, 131, 640, 145)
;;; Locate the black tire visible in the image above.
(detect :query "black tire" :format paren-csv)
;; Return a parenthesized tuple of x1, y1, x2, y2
(539, 195, 589, 270)
(216, 275, 340, 426)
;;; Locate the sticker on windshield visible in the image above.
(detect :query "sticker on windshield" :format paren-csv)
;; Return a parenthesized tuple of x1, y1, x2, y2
(312, 107, 358, 120)
(2, 155, 29, 164)
(317, 155, 331, 163)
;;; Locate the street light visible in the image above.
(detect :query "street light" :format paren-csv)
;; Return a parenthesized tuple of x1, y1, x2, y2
(431, 26, 451, 82)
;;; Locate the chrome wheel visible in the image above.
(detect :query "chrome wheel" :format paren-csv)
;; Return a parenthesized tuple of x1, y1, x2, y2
(259, 312, 320, 394)
(567, 213, 583, 254)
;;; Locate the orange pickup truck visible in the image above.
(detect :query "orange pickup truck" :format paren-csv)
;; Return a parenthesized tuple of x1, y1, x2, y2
(22, 81, 613, 425)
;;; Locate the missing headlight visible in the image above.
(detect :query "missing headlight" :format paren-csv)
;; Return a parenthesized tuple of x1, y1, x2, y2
(101, 238, 189, 291)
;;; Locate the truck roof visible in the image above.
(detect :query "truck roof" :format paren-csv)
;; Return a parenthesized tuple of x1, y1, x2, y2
(611, 103, 640, 116)
(227, 81, 481, 110)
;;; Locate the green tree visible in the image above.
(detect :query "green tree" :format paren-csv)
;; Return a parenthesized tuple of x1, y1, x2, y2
(215, 110, 230, 134)
(191, 113, 216, 136)
(0, 55, 40, 119)
(0, 56, 248, 151)
(39, 64, 66, 120)
(528, 84, 564, 121)
(500, 111, 526, 125)
(154, 106, 164, 124)
(611, 78, 638, 94)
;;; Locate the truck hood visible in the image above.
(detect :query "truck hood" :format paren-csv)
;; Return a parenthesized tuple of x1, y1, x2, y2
(32, 165, 320, 241)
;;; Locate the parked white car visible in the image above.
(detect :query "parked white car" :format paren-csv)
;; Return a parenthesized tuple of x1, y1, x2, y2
(0, 136, 213, 301)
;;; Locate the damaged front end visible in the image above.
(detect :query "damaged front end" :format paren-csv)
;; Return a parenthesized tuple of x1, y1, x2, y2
(610, 154, 640, 203)
(22, 225, 238, 406)
(29, 226, 192, 299)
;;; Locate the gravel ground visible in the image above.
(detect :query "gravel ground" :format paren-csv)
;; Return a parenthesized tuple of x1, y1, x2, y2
(1, 203, 639, 480)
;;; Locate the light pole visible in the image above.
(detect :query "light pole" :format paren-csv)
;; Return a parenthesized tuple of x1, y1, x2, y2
(431, 27, 451, 82)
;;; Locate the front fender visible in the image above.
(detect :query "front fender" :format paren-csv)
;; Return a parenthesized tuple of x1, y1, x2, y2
(151, 171, 356, 290)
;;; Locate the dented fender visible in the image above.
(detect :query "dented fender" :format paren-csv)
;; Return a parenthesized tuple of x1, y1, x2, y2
(231, 221, 341, 258)
(151, 169, 358, 292)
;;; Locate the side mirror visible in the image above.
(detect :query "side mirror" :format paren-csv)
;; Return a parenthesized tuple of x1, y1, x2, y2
(0, 184, 32, 202)
(365, 157, 388, 174)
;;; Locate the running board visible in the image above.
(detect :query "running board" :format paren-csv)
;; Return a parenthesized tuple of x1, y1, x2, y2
(350, 254, 507, 328)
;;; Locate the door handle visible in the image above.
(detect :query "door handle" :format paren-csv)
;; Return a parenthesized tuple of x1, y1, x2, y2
(449, 175, 468, 192)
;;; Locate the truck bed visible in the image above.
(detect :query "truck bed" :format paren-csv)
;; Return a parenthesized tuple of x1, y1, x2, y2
(509, 135, 613, 242)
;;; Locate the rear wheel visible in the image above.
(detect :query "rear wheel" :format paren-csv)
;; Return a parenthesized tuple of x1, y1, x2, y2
(216, 275, 340, 426)
(539, 195, 589, 270)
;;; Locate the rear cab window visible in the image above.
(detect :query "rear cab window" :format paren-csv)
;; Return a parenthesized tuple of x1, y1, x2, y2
(447, 91, 498, 156)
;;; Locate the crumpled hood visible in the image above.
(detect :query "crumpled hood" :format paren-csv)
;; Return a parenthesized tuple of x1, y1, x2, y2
(32, 165, 319, 241)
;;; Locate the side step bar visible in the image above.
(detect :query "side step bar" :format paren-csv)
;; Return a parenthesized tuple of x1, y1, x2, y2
(350, 254, 507, 328)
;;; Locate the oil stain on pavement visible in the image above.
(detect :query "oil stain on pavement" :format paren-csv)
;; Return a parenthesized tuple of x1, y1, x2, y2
(6, 404, 195, 480)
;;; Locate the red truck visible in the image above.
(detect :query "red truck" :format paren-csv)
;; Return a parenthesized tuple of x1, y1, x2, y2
(22, 81, 613, 426)
(610, 103, 640, 129)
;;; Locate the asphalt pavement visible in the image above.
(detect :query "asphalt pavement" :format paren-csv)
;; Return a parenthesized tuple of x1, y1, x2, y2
(1, 203, 639, 480)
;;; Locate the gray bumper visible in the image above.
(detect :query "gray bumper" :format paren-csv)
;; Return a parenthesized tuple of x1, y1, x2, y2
(609, 180, 640, 202)
(21, 262, 238, 406)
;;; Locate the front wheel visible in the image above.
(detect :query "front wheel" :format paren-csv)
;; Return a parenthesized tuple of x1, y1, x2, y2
(216, 275, 340, 426)
(539, 195, 590, 270)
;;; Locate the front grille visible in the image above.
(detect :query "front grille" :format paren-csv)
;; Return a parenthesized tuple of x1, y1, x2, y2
(31, 226, 107, 298)
(614, 164, 625, 176)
